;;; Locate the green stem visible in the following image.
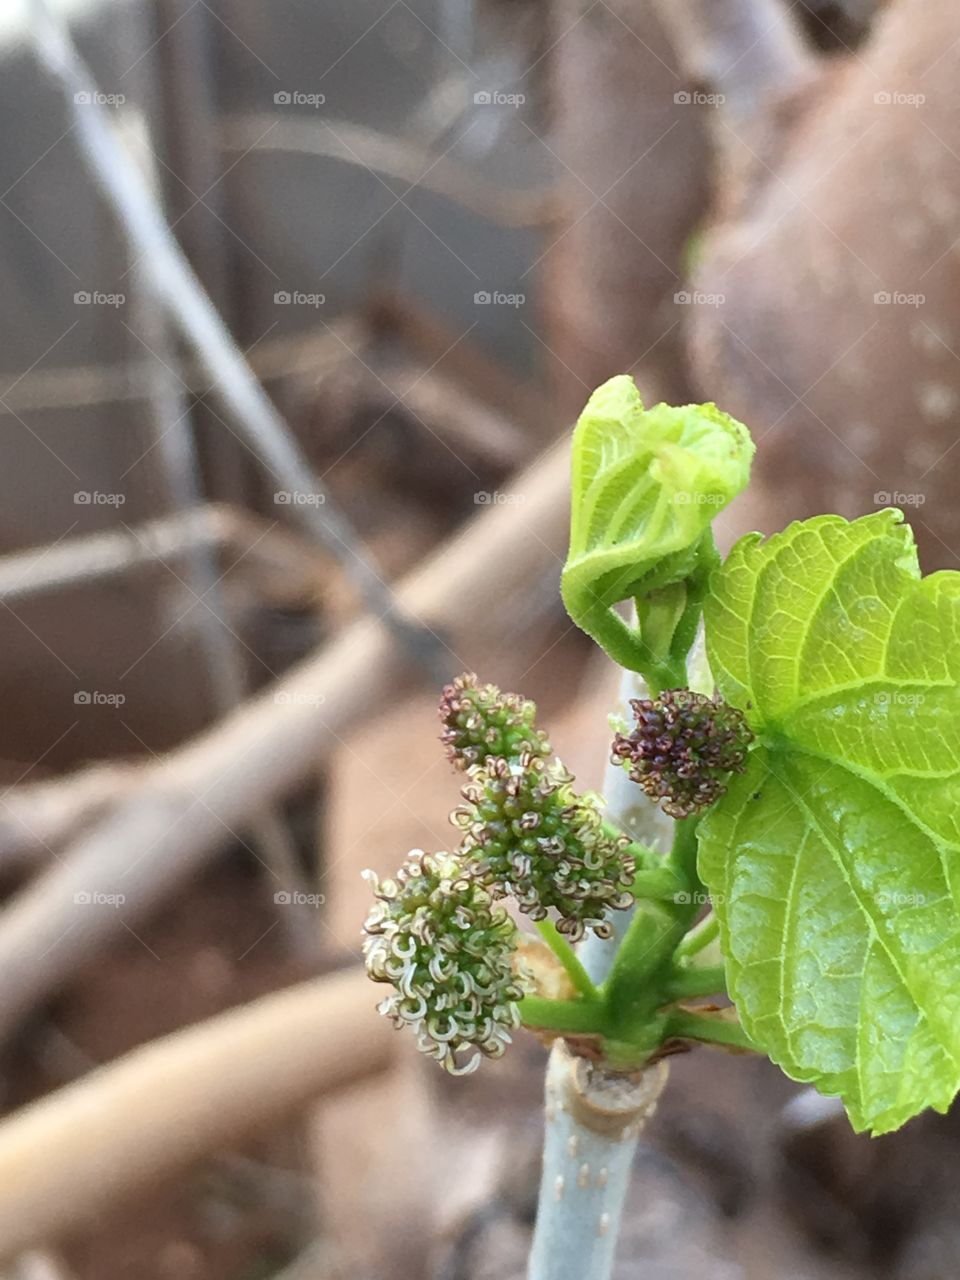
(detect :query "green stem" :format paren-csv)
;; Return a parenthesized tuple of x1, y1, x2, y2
(575, 603, 674, 694)
(663, 963, 726, 1000)
(518, 995, 606, 1036)
(630, 866, 684, 901)
(528, 601, 712, 1280)
(675, 910, 719, 962)
(666, 816, 703, 897)
(534, 919, 599, 1001)
(602, 822, 661, 865)
(664, 1009, 756, 1052)
(666, 532, 720, 678)
(603, 820, 704, 1036)
(600, 901, 681, 1034)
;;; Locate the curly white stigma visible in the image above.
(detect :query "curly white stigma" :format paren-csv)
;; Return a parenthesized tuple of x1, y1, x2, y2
(363, 852, 523, 1073)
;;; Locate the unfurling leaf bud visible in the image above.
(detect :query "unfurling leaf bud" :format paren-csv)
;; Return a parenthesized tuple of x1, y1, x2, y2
(561, 377, 753, 673)
(439, 673, 551, 771)
(453, 756, 636, 942)
(363, 851, 524, 1074)
(612, 689, 753, 819)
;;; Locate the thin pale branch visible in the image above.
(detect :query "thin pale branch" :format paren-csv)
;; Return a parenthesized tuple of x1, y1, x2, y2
(27, 0, 445, 679)
(0, 319, 364, 415)
(0, 505, 322, 607)
(221, 115, 561, 230)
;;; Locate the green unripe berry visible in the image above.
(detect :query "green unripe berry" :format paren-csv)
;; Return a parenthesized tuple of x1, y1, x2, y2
(453, 755, 636, 942)
(438, 673, 551, 770)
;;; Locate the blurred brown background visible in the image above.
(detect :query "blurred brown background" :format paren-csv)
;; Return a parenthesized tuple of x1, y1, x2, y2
(0, 0, 957, 1276)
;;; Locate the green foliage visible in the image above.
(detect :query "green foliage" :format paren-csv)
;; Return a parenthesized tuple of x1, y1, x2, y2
(368, 380, 960, 1138)
(561, 375, 753, 685)
(700, 510, 960, 1133)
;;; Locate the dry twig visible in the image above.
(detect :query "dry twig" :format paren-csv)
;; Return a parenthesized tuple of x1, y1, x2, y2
(0, 969, 392, 1260)
(221, 115, 561, 230)
(0, 505, 322, 608)
(0, 320, 365, 415)
(0, 441, 571, 1036)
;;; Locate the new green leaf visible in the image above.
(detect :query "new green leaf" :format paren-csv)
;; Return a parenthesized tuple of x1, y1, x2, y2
(561, 375, 753, 681)
(700, 510, 960, 1133)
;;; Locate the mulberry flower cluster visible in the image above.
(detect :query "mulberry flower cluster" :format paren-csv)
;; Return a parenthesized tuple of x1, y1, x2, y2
(611, 689, 753, 819)
(363, 851, 523, 1074)
(438, 673, 551, 770)
(364, 674, 637, 1072)
(454, 755, 635, 942)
